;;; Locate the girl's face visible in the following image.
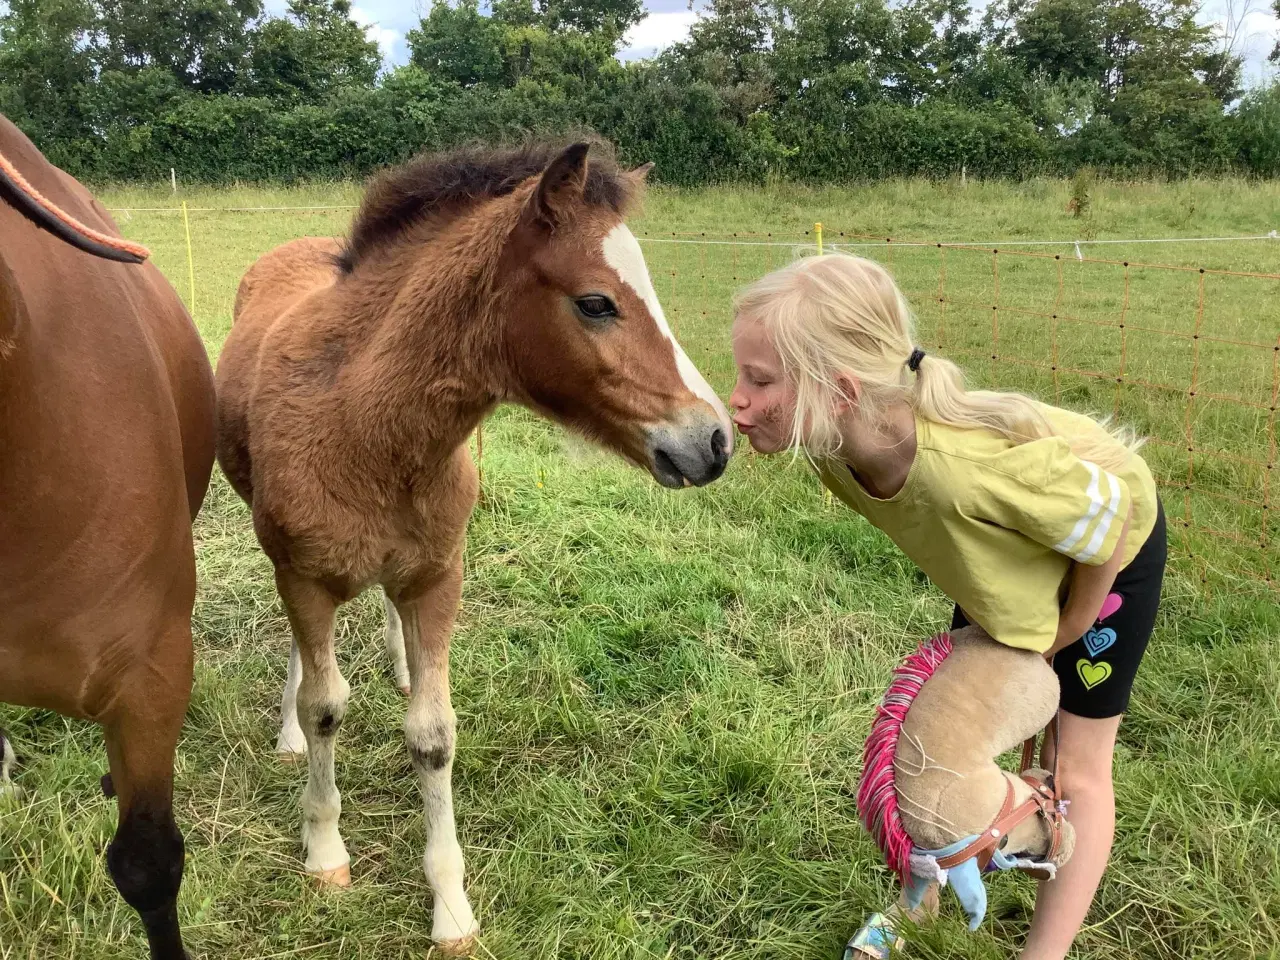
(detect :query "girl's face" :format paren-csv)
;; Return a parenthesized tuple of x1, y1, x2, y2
(730, 317, 798, 454)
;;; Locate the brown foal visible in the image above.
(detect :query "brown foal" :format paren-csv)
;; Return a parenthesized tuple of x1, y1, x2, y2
(214, 141, 732, 951)
(0, 115, 215, 959)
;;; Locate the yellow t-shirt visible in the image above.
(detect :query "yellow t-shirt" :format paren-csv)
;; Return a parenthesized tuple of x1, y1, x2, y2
(815, 406, 1159, 653)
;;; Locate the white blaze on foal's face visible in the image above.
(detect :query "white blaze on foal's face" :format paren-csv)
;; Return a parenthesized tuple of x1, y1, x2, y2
(601, 224, 734, 453)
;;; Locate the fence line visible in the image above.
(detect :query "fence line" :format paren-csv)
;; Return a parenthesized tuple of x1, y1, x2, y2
(111, 204, 360, 213)
(631, 231, 1280, 281)
(636, 232, 1279, 251)
(107, 203, 1276, 255)
(640, 230, 1279, 594)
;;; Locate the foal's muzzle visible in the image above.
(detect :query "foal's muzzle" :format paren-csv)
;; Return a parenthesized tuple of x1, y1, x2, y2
(645, 407, 733, 488)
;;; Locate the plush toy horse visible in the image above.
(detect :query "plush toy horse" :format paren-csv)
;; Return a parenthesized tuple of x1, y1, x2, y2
(856, 625, 1076, 938)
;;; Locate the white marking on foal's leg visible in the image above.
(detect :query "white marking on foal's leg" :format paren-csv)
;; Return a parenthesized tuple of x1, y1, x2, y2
(275, 640, 308, 758)
(407, 702, 476, 945)
(383, 589, 410, 696)
(0, 731, 16, 797)
(298, 662, 352, 884)
(398, 593, 477, 948)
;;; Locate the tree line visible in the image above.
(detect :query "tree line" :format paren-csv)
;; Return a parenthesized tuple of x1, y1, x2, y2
(1, 0, 1278, 184)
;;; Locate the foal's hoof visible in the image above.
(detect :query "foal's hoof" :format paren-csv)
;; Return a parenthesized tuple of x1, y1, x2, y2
(431, 935, 477, 957)
(398, 684, 412, 697)
(276, 751, 307, 765)
(309, 864, 351, 888)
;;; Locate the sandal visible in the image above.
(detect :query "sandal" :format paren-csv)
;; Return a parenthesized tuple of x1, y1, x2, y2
(843, 883, 939, 959)
(844, 911, 903, 959)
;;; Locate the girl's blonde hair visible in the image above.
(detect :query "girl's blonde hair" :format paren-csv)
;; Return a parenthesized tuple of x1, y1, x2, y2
(734, 253, 1140, 472)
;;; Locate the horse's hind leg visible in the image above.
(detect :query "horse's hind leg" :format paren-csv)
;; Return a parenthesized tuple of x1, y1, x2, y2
(102, 628, 193, 960)
(0, 727, 16, 796)
(393, 558, 478, 953)
(383, 588, 411, 696)
(275, 639, 308, 758)
(276, 569, 351, 885)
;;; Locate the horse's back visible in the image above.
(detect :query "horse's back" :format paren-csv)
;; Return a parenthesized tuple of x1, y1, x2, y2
(233, 236, 342, 327)
(217, 237, 342, 502)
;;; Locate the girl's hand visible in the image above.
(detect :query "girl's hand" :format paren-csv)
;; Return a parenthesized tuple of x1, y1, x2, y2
(1046, 505, 1133, 659)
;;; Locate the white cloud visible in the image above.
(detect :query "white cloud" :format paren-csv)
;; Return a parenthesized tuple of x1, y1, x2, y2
(351, 4, 403, 65)
(619, 10, 700, 62)
(1199, 0, 1280, 85)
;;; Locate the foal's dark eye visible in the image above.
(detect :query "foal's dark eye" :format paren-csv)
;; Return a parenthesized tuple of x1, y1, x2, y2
(574, 295, 617, 323)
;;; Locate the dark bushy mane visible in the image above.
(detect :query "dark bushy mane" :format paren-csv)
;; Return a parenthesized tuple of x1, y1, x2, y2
(335, 139, 635, 273)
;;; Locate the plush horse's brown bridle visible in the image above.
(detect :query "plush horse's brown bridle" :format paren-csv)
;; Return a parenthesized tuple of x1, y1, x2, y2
(0, 150, 150, 263)
(933, 714, 1066, 876)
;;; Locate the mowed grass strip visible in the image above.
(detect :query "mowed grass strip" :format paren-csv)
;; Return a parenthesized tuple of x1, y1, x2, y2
(1, 180, 1277, 960)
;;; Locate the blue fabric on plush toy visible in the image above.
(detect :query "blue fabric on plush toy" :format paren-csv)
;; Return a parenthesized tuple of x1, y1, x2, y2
(905, 836, 1058, 931)
(905, 836, 987, 931)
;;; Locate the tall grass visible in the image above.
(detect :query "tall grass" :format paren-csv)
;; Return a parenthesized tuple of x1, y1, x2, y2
(2, 179, 1277, 960)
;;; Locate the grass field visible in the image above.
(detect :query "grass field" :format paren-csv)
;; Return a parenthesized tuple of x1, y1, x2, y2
(2, 178, 1279, 960)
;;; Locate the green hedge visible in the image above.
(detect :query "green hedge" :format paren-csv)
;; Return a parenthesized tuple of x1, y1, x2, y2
(18, 69, 1280, 185)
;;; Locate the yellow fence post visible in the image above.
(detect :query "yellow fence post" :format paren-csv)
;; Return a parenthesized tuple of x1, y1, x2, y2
(181, 200, 197, 319)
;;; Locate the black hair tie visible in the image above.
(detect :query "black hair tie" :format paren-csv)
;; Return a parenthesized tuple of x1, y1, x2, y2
(907, 347, 926, 373)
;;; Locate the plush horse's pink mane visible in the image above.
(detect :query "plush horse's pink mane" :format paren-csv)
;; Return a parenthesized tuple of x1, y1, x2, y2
(857, 632, 953, 881)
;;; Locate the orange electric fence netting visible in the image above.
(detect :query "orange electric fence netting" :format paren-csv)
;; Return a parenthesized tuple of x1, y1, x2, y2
(635, 228, 1280, 595)
(113, 203, 1279, 595)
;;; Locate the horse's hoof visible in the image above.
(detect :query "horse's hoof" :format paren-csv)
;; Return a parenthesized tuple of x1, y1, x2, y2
(431, 935, 476, 957)
(309, 864, 351, 887)
(399, 684, 412, 697)
(276, 751, 306, 764)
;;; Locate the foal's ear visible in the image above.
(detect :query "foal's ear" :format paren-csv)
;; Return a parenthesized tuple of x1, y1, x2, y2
(629, 161, 655, 182)
(531, 142, 590, 229)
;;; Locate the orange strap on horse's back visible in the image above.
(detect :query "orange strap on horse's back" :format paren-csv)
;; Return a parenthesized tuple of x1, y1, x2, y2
(0, 149, 150, 264)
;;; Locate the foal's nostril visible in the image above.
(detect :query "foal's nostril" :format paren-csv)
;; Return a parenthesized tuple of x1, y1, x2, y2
(710, 427, 728, 461)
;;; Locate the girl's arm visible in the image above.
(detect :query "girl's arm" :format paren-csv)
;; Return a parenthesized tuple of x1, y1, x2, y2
(1046, 505, 1132, 659)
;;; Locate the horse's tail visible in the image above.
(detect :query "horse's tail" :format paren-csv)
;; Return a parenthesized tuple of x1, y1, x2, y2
(856, 632, 953, 881)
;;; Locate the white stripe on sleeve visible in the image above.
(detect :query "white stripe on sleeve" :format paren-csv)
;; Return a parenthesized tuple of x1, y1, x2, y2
(1075, 468, 1123, 562)
(1052, 461, 1103, 558)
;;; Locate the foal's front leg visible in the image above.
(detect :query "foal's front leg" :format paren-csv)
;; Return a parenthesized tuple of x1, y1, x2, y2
(276, 569, 351, 885)
(393, 559, 478, 952)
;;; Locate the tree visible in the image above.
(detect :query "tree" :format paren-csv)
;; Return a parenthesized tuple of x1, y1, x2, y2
(244, 0, 382, 102)
(491, 0, 644, 34)
(1007, 0, 1109, 85)
(1272, 0, 1279, 62)
(0, 0, 98, 159)
(407, 0, 506, 87)
(989, 0, 1238, 102)
(94, 0, 263, 94)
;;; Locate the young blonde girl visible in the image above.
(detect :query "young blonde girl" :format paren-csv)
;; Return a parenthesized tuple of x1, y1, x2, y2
(729, 255, 1165, 960)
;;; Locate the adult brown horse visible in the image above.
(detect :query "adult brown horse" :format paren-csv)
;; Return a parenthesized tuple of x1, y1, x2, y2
(0, 115, 215, 960)
(215, 140, 732, 952)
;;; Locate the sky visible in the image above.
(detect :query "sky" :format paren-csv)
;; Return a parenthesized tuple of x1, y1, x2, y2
(267, 0, 1279, 85)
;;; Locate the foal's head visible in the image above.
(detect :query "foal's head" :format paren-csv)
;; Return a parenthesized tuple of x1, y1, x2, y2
(344, 141, 733, 488)
(499, 143, 733, 487)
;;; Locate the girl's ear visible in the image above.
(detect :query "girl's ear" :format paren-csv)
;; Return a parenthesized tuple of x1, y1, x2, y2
(834, 374, 860, 414)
